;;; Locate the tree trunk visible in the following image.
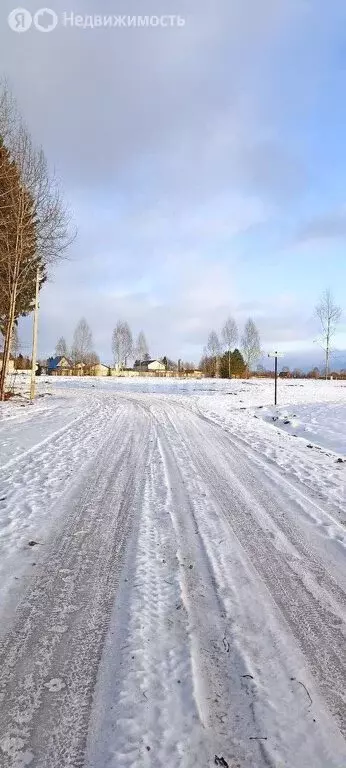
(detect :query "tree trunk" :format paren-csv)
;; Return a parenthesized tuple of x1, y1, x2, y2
(0, 285, 17, 400)
(325, 327, 330, 380)
(228, 350, 231, 379)
(325, 347, 329, 380)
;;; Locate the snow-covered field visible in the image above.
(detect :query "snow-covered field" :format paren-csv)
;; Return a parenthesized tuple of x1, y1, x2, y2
(0, 376, 345, 768)
(261, 401, 346, 455)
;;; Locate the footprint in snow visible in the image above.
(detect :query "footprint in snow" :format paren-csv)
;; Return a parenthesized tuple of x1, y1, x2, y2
(44, 678, 66, 693)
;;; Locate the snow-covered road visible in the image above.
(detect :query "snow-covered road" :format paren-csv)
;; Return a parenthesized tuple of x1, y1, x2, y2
(0, 390, 345, 767)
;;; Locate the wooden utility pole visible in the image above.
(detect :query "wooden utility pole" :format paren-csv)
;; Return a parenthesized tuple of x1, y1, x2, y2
(30, 268, 40, 401)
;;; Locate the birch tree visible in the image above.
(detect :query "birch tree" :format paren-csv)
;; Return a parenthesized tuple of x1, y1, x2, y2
(0, 83, 74, 399)
(55, 336, 68, 357)
(315, 289, 342, 379)
(135, 330, 149, 366)
(206, 330, 221, 377)
(241, 318, 261, 372)
(71, 318, 93, 364)
(222, 316, 238, 378)
(112, 321, 133, 369)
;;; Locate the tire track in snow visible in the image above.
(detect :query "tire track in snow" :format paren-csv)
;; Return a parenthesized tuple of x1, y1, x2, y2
(155, 403, 346, 737)
(104, 395, 346, 768)
(0, 402, 91, 472)
(0, 395, 123, 627)
(0, 401, 151, 768)
(153, 424, 277, 768)
(193, 397, 346, 521)
(85, 428, 209, 768)
(1, 394, 345, 768)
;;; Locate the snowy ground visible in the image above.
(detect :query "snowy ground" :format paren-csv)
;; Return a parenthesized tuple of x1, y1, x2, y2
(261, 401, 346, 455)
(0, 376, 345, 768)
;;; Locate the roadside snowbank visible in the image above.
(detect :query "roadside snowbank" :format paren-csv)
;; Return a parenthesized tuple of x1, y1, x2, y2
(191, 383, 346, 519)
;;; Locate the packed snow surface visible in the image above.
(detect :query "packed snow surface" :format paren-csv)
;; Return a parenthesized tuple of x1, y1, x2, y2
(0, 376, 345, 767)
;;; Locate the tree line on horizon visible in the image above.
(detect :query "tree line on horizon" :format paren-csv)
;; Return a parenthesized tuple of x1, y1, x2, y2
(255, 365, 346, 379)
(49, 294, 343, 378)
(200, 317, 261, 377)
(50, 315, 261, 377)
(200, 291, 343, 379)
(52, 320, 196, 373)
(51, 316, 261, 375)
(53, 319, 148, 369)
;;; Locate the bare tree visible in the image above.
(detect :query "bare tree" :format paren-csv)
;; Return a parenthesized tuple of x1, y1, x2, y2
(0, 82, 74, 399)
(200, 353, 214, 377)
(135, 331, 149, 368)
(315, 289, 342, 379)
(222, 316, 238, 378)
(84, 350, 100, 374)
(207, 330, 221, 377)
(87, 351, 100, 365)
(241, 318, 261, 373)
(55, 336, 68, 357)
(181, 360, 195, 372)
(71, 318, 93, 364)
(112, 321, 133, 370)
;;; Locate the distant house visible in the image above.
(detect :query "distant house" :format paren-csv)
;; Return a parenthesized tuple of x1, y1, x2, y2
(74, 362, 86, 375)
(47, 355, 73, 375)
(47, 356, 111, 376)
(134, 359, 166, 372)
(90, 362, 110, 377)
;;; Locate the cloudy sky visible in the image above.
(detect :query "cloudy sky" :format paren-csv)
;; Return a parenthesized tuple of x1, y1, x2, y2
(1, 0, 346, 366)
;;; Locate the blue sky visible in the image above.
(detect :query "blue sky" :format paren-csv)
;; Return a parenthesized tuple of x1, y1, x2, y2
(2, 0, 346, 366)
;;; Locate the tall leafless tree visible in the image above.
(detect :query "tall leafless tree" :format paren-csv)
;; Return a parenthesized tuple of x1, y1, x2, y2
(55, 336, 68, 357)
(222, 316, 238, 378)
(112, 321, 133, 370)
(85, 351, 100, 372)
(0, 82, 74, 399)
(207, 330, 221, 377)
(135, 330, 149, 367)
(315, 289, 342, 379)
(71, 318, 93, 365)
(241, 318, 261, 373)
